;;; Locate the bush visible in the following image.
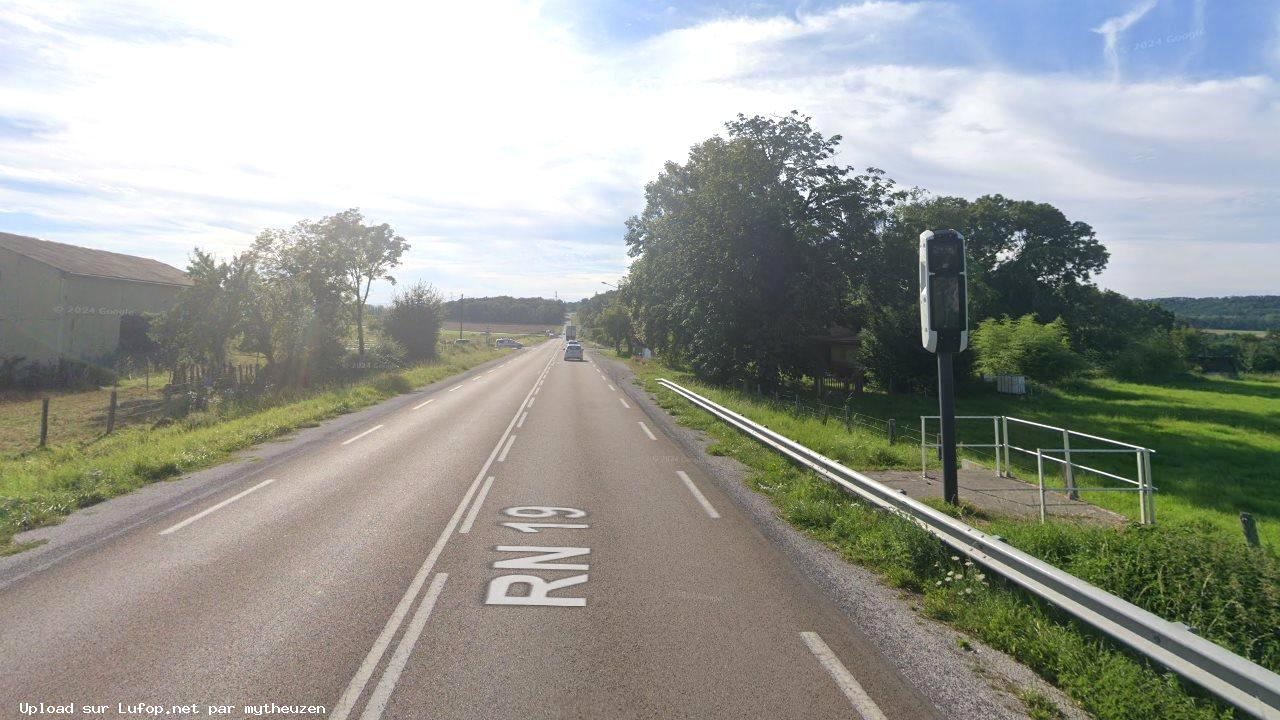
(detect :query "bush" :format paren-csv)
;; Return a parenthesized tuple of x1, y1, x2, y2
(1109, 330, 1187, 382)
(972, 315, 1087, 383)
(385, 281, 444, 361)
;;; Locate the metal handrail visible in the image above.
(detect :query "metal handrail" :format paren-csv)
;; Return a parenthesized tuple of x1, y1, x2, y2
(658, 379, 1280, 719)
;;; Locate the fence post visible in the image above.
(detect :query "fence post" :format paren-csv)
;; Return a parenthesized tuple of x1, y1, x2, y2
(993, 415, 1003, 476)
(106, 390, 118, 434)
(887, 418, 896, 444)
(920, 416, 927, 479)
(820, 402, 828, 424)
(794, 394, 800, 415)
(1240, 513, 1260, 548)
(39, 397, 50, 447)
(1001, 416, 1011, 477)
(1062, 429, 1078, 500)
(1142, 449, 1155, 524)
(843, 403, 851, 433)
(1036, 449, 1047, 523)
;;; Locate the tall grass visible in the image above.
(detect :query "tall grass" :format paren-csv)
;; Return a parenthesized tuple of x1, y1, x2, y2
(0, 343, 514, 551)
(631, 358, 1278, 719)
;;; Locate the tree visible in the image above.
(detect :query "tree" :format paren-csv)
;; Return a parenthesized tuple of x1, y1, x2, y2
(624, 112, 900, 387)
(320, 209, 409, 360)
(154, 249, 251, 371)
(597, 304, 632, 354)
(971, 315, 1087, 383)
(384, 281, 444, 361)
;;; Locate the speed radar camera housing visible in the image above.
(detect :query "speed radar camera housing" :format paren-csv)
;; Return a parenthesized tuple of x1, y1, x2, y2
(919, 229, 968, 353)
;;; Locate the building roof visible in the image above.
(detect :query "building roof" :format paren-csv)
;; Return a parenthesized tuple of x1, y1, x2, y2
(0, 232, 191, 287)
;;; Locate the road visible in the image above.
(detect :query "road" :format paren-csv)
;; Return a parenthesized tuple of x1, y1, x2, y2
(1, 340, 944, 719)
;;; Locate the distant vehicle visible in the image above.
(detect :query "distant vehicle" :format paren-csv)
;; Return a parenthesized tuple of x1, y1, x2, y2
(564, 324, 577, 341)
(452, 338, 472, 345)
(495, 338, 523, 349)
(564, 344, 584, 361)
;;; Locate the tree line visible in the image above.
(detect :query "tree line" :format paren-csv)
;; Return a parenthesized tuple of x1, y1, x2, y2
(591, 111, 1248, 392)
(441, 296, 566, 326)
(1150, 296, 1280, 331)
(132, 209, 445, 388)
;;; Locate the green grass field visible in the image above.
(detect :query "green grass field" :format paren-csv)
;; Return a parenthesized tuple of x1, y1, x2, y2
(623, 355, 1279, 719)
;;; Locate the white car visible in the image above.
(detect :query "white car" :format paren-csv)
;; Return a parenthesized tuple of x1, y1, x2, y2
(564, 344, 584, 361)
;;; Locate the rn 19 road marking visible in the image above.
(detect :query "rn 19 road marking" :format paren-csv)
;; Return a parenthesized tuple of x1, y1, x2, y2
(341, 424, 384, 445)
(498, 435, 517, 462)
(638, 421, 657, 440)
(358, 573, 449, 720)
(800, 632, 889, 720)
(412, 398, 435, 410)
(676, 471, 720, 518)
(159, 478, 276, 535)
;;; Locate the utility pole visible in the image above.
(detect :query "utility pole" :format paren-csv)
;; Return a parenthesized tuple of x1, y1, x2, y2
(458, 293, 464, 340)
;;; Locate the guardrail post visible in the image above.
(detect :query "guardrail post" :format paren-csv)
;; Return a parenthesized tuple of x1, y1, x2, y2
(106, 390, 118, 434)
(1001, 416, 1010, 477)
(887, 418, 896, 444)
(39, 397, 50, 447)
(1036, 449, 1047, 522)
(1062, 429, 1078, 500)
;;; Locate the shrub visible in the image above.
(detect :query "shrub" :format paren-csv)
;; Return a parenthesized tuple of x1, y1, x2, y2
(1109, 330, 1187, 382)
(972, 315, 1087, 383)
(385, 281, 444, 361)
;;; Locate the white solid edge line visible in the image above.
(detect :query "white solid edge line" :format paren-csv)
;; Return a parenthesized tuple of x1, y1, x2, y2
(618, 397, 630, 409)
(413, 398, 435, 410)
(328, 354, 551, 720)
(497, 434, 517, 462)
(341, 424, 385, 446)
(638, 421, 657, 441)
(517, 412, 528, 428)
(675, 470, 720, 519)
(800, 632, 889, 720)
(159, 478, 276, 535)
(358, 573, 450, 720)
(458, 476, 496, 534)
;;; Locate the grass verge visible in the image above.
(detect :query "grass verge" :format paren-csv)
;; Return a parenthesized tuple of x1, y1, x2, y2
(628, 357, 1277, 720)
(0, 343, 519, 553)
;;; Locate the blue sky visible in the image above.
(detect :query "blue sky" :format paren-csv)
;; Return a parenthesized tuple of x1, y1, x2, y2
(0, 0, 1277, 302)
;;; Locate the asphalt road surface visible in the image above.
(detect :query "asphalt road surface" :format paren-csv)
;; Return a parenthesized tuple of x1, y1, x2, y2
(1, 341, 945, 719)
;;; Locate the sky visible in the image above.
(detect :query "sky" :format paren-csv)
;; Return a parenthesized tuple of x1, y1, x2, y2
(0, 0, 1277, 303)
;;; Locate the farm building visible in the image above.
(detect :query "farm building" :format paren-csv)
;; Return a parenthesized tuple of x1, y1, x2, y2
(0, 232, 190, 365)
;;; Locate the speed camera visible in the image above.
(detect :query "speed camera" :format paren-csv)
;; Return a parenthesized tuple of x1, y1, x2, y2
(919, 229, 968, 353)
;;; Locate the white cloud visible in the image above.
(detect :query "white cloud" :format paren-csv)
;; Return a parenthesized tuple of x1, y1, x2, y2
(1093, 0, 1158, 81)
(0, 0, 1276, 301)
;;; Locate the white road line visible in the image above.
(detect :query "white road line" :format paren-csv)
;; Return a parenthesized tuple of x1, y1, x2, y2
(412, 398, 435, 410)
(800, 632, 889, 720)
(498, 434, 517, 462)
(448, 384, 464, 392)
(341, 424, 385, 446)
(528, 397, 536, 408)
(517, 412, 528, 428)
(675, 470, 720, 519)
(159, 478, 276, 535)
(472, 376, 484, 382)
(358, 573, 450, 720)
(329, 354, 552, 720)
(618, 397, 630, 409)
(608, 383, 616, 391)
(638, 421, 656, 440)
(459, 476, 497, 534)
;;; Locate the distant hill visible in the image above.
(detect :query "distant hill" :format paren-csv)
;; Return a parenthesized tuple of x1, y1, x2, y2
(442, 296, 565, 325)
(1148, 296, 1280, 331)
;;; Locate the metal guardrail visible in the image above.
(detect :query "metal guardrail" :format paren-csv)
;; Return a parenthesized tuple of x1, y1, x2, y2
(657, 379, 1280, 719)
